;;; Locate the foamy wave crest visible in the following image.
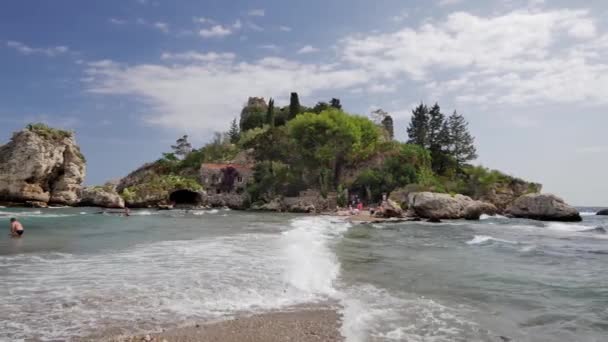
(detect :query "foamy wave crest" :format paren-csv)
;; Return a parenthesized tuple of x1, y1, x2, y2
(282, 217, 350, 297)
(480, 214, 507, 220)
(543, 222, 592, 232)
(339, 284, 487, 342)
(580, 212, 598, 216)
(467, 235, 517, 245)
(0, 216, 352, 341)
(0, 210, 78, 218)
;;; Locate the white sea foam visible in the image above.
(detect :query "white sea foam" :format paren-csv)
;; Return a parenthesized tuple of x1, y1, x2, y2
(0, 216, 351, 341)
(467, 235, 517, 245)
(580, 211, 597, 216)
(0, 210, 78, 218)
(339, 284, 482, 342)
(480, 214, 507, 220)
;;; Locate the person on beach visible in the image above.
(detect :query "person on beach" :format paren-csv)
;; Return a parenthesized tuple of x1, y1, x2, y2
(9, 218, 24, 237)
(124, 207, 130, 217)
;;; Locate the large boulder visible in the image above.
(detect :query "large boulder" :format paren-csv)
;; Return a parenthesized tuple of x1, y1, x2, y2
(408, 192, 469, 219)
(0, 125, 86, 205)
(597, 209, 608, 216)
(79, 186, 125, 208)
(506, 193, 581, 222)
(408, 192, 496, 220)
(464, 201, 498, 220)
(374, 199, 403, 218)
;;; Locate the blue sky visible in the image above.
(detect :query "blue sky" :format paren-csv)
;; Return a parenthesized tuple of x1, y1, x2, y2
(1, 0, 607, 205)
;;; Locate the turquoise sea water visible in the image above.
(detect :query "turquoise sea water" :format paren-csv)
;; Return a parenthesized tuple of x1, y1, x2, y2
(1, 207, 607, 341)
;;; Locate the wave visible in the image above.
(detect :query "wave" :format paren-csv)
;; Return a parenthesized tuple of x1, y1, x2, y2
(0, 216, 351, 341)
(480, 214, 508, 220)
(467, 235, 518, 245)
(0, 210, 79, 218)
(339, 284, 488, 342)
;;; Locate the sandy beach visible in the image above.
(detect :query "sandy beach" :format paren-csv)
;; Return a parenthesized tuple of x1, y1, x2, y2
(103, 308, 343, 342)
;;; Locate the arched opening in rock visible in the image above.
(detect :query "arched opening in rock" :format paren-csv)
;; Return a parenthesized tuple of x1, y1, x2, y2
(169, 189, 202, 206)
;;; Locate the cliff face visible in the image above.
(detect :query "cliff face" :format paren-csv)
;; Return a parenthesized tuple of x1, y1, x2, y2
(0, 126, 86, 205)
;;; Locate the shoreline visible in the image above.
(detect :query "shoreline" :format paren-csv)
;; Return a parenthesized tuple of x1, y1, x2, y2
(101, 306, 343, 342)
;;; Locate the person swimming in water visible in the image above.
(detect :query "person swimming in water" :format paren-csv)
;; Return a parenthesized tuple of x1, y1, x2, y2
(9, 218, 24, 237)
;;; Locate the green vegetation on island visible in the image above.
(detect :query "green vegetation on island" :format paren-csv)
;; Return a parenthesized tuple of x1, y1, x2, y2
(117, 92, 540, 209)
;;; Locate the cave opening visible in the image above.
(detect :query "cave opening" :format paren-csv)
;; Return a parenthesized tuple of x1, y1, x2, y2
(169, 189, 202, 206)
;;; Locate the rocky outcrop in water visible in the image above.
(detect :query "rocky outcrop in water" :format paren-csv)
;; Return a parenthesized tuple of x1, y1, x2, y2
(407, 192, 497, 220)
(0, 125, 85, 205)
(505, 193, 581, 222)
(375, 199, 404, 218)
(596, 209, 608, 216)
(79, 186, 125, 208)
(478, 179, 542, 212)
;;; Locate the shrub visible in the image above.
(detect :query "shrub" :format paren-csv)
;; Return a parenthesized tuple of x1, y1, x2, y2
(26, 123, 72, 141)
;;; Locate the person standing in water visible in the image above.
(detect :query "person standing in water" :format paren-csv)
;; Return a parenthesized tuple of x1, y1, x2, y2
(9, 218, 24, 237)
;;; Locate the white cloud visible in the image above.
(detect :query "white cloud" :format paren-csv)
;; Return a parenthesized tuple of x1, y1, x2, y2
(160, 51, 236, 62)
(248, 9, 265, 17)
(259, 44, 280, 51)
(438, 0, 464, 7)
(367, 83, 397, 93)
(84, 57, 369, 132)
(341, 9, 608, 105)
(391, 12, 409, 22)
(199, 25, 232, 38)
(154, 22, 169, 33)
(194, 17, 215, 24)
(233, 19, 242, 29)
(297, 45, 320, 54)
(279, 26, 292, 32)
(6, 40, 69, 57)
(109, 18, 126, 25)
(247, 22, 264, 32)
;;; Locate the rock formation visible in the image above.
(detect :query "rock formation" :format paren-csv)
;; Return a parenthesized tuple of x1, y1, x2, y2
(374, 199, 404, 218)
(505, 193, 582, 222)
(0, 125, 85, 205)
(596, 209, 608, 216)
(79, 186, 125, 208)
(407, 192, 497, 220)
(478, 179, 542, 212)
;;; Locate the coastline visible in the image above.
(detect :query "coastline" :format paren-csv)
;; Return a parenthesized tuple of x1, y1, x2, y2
(101, 306, 343, 342)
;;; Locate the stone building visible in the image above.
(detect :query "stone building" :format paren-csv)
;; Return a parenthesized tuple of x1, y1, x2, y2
(200, 163, 253, 195)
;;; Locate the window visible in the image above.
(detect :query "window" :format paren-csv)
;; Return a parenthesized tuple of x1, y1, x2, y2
(237, 176, 243, 183)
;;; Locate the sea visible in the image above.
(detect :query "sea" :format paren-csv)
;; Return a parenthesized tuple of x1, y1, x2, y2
(0, 206, 607, 341)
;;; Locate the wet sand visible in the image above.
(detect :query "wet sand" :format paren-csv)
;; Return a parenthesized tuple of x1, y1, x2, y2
(105, 308, 343, 342)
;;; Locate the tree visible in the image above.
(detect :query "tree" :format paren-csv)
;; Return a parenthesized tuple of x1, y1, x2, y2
(447, 111, 477, 164)
(406, 103, 429, 147)
(288, 92, 301, 120)
(240, 98, 268, 131)
(312, 101, 330, 113)
(266, 98, 275, 127)
(171, 135, 192, 159)
(228, 118, 240, 144)
(427, 103, 445, 151)
(370, 108, 388, 123)
(330, 98, 342, 110)
(288, 109, 381, 187)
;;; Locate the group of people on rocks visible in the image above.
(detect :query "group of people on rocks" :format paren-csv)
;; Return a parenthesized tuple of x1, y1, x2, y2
(347, 193, 388, 216)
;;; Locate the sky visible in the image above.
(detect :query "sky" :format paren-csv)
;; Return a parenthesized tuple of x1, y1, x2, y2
(0, 0, 606, 206)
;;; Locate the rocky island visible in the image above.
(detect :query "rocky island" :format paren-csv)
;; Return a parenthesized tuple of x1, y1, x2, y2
(0, 95, 582, 222)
